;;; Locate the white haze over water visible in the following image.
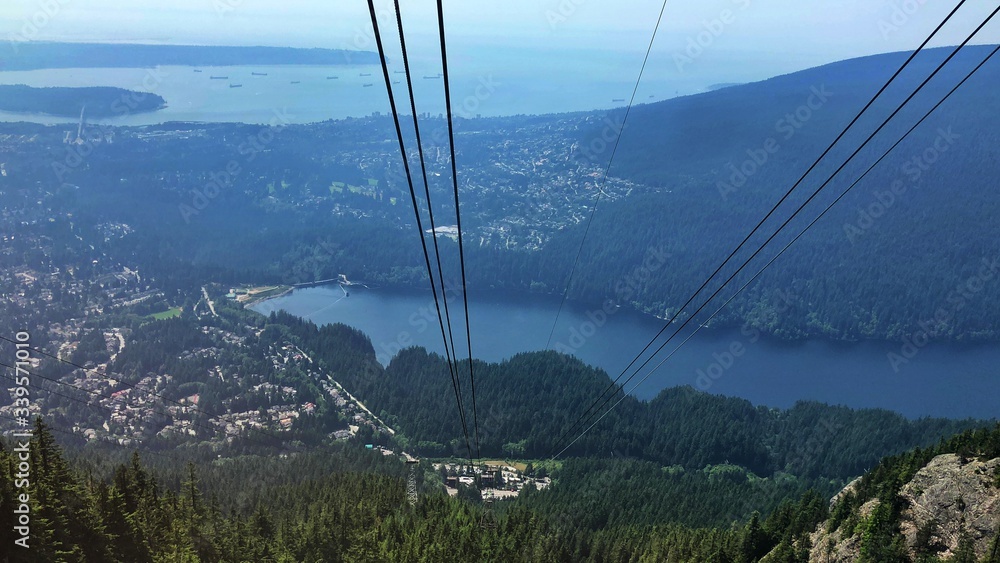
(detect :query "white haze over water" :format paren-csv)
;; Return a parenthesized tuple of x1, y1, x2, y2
(0, 0, 998, 123)
(0, 45, 761, 125)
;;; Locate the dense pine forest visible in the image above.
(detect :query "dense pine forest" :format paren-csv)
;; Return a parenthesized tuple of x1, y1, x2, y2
(3, 419, 998, 561)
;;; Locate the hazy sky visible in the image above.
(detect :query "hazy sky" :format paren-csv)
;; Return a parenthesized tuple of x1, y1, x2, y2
(1, 0, 997, 81)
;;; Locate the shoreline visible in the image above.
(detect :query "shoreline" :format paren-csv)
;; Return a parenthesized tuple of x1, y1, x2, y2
(241, 282, 1000, 420)
(238, 285, 294, 308)
(246, 281, 1000, 347)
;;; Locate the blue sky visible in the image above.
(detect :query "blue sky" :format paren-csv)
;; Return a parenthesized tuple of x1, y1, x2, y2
(1, 0, 997, 82)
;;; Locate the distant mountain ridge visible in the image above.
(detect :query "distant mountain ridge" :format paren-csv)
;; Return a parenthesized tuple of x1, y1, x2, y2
(1, 41, 379, 70)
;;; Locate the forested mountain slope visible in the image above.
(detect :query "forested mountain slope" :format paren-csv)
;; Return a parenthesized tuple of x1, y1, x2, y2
(272, 312, 990, 481)
(522, 45, 1000, 340)
(4, 417, 997, 561)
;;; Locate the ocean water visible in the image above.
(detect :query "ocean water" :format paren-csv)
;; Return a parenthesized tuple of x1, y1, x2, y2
(0, 46, 751, 125)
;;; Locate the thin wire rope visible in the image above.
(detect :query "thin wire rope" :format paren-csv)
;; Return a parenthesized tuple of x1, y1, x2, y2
(545, 0, 671, 350)
(436, 0, 479, 458)
(547, 0, 972, 456)
(368, 0, 473, 458)
(553, 41, 1000, 458)
(0, 364, 113, 416)
(567, 7, 1000, 453)
(392, 0, 463, 389)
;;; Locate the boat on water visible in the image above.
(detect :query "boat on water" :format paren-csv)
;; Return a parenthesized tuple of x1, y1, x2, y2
(612, 98, 625, 102)
(359, 72, 372, 77)
(251, 72, 267, 76)
(210, 76, 228, 80)
(423, 75, 440, 79)
(229, 84, 242, 88)
(362, 83, 374, 87)
(290, 81, 301, 84)
(326, 76, 339, 79)
(193, 69, 203, 73)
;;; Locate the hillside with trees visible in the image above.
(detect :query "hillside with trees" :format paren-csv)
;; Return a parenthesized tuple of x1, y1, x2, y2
(505, 45, 1000, 341)
(266, 311, 989, 481)
(3, 419, 997, 561)
(0, 85, 166, 117)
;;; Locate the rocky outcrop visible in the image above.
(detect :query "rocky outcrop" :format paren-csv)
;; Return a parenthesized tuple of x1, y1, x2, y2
(806, 496, 878, 563)
(803, 453, 1000, 562)
(898, 453, 1000, 560)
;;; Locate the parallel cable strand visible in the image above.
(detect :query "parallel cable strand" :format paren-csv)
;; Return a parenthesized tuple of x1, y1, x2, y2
(392, 0, 463, 389)
(367, 0, 473, 458)
(547, 0, 971, 456)
(436, 0, 479, 458)
(554, 41, 1000, 458)
(545, 0, 671, 350)
(576, 7, 1000, 445)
